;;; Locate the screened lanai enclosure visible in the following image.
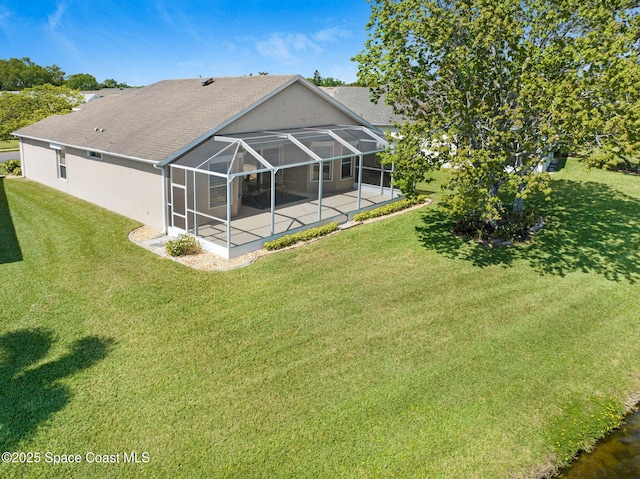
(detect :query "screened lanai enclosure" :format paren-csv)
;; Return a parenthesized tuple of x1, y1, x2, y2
(167, 125, 399, 258)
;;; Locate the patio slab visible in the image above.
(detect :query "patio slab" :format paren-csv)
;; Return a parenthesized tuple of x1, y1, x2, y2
(196, 189, 395, 248)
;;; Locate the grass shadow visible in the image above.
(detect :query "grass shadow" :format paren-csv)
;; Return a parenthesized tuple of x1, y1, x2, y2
(0, 329, 114, 451)
(415, 208, 521, 269)
(416, 179, 640, 283)
(0, 178, 23, 264)
(416, 187, 438, 196)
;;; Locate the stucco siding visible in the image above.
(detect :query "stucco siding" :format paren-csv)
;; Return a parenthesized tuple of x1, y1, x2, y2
(20, 139, 164, 230)
(219, 82, 356, 135)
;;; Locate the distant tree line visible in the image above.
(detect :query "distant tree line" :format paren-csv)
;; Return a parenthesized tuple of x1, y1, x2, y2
(0, 57, 130, 91)
(309, 70, 344, 87)
(0, 57, 130, 141)
(0, 85, 84, 140)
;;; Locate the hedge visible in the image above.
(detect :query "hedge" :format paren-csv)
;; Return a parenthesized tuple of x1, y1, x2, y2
(263, 222, 339, 251)
(352, 195, 428, 222)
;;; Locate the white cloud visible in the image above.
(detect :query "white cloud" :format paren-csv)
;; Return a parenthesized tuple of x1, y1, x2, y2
(0, 6, 11, 33)
(155, 0, 174, 27)
(47, 1, 67, 32)
(312, 26, 351, 43)
(222, 41, 237, 52)
(0, 5, 11, 21)
(256, 32, 320, 63)
(255, 24, 354, 64)
(328, 63, 359, 84)
(43, 0, 83, 58)
(155, 0, 201, 41)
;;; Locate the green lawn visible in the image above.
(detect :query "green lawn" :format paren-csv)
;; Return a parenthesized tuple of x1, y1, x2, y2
(0, 160, 638, 478)
(0, 139, 18, 151)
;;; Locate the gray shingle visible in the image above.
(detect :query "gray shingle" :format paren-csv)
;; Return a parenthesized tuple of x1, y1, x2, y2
(320, 86, 405, 127)
(15, 75, 299, 163)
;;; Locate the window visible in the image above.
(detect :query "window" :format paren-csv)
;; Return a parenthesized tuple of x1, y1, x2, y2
(311, 162, 332, 182)
(209, 162, 228, 208)
(87, 151, 103, 160)
(310, 142, 333, 182)
(341, 158, 353, 179)
(56, 148, 67, 180)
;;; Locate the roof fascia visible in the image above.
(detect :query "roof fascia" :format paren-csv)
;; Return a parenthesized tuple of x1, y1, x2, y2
(13, 133, 158, 165)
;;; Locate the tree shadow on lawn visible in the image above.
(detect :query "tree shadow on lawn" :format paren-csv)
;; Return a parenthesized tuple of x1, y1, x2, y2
(0, 329, 114, 452)
(0, 178, 23, 264)
(416, 179, 640, 283)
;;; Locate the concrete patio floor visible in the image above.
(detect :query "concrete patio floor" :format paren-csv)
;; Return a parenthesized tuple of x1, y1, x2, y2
(194, 189, 396, 249)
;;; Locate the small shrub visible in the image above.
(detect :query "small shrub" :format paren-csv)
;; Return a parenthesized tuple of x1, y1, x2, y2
(264, 222, 339, 251)
(2, 159, 21, 175)
(580, 148, 640, 173)
(452, 208, 541, 243)
(353, 195, 427, 222)
(166, 233, 201, 256)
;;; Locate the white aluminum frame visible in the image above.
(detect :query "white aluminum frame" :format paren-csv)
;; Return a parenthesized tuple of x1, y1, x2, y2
(167, 125, 394, 258)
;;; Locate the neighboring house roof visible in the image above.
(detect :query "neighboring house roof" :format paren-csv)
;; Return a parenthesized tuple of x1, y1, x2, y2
(81, 93, 101, 103)
(80, 88, 137, 100)
(320, 86, 406, 128)
(15, 75, 369, 164)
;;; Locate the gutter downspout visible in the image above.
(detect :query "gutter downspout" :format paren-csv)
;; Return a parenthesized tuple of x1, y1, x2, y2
(19, 139, 26, 178)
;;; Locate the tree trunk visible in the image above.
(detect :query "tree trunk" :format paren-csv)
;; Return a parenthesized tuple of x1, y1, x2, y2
(512, 196, 524, 214)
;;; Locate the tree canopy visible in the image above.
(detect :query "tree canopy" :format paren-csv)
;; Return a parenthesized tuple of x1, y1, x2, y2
(0, 58, 131, 92)
(66, 73, 100, 91)
(0, 58, 130, 142)
(309, 70, 345, 87)
(0, 58, 65, 91)
(99, 78, 130, 89)
(0, 85, 83, 140)
(355, 0, 640, 228)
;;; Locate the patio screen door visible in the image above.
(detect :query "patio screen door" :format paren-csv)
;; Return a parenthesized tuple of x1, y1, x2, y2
(170, 166, 187, 231)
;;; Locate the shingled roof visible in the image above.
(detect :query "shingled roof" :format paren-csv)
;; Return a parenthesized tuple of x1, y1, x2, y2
(14, 75, 302, 163)
(320, 86, 406, 128)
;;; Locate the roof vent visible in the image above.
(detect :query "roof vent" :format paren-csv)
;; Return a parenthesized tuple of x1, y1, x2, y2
(200, 77, 214, 86)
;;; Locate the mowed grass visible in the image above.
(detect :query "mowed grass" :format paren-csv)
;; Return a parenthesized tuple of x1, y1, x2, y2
(0, 160, 638, 478)
(0, 139, 18, 151)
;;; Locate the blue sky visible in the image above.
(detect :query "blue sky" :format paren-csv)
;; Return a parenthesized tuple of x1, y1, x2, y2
(0, 0, 373, 86)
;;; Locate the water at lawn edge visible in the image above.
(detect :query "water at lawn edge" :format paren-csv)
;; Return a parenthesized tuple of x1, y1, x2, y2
(556, 408, 640, 478)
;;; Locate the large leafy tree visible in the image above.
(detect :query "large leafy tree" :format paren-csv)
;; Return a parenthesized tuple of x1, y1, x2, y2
(0, 85, 83, 140)
(66, 73, 100, 91)
(0, 58, 65, 90)
(99, 78, 130, 89)
(355, 0, 640, 225)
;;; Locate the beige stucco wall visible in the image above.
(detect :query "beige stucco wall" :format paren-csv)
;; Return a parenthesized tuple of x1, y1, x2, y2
(219, 82, 357, 135)
(20, 138, 164, 230)
(217, 84, 361, 198)
(283, 161, 354, 196)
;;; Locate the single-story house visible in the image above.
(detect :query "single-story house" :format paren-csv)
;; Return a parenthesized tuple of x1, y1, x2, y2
(14, 75, 398, 258)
